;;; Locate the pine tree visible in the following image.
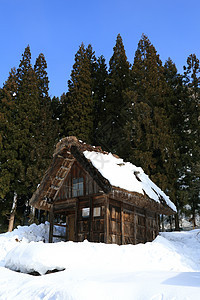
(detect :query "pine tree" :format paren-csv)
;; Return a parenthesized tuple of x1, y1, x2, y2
(51, 95, 62, 138)
(127, 35, 175, 198)
(182, 54, 200, 225)
(99, 34, 130, 155)
(93, 55, 108, 144)
(66, 43, 93, 143)
(0, 68, 22, 230)
(0, 47, 58, 230)
(60, 93, 69, 138)
(34, 53, 58, 177)
(15, 45, 40, 198)
(163, 58, 188, 228)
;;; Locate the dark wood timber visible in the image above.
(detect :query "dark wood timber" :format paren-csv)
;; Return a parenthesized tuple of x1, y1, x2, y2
(133, 207, 137, 245)
(49, 207, 54, 243)
(89, 197, 93, 241)
(121, 203, 124, 245)
(104, 196, 110, 243)
(74, 200, 78, 242)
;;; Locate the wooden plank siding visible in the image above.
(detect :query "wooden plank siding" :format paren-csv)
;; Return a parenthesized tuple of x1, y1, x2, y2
(47, 160, 160, 245)
(56, 161, 101, 202)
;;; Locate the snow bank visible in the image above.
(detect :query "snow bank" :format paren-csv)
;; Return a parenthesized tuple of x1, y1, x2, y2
(0, 224, 200, 299)
(0, 222, 65, 264)
(3, 227, 200, 275)
(84, 151, 176, 212)
(0, 223, 49, 264)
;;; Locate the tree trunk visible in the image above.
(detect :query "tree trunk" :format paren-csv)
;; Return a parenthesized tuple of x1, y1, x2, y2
(8, 192, 17, 232)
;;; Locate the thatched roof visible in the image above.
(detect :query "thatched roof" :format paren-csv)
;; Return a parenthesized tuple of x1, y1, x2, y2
(29, 136, 176, 215)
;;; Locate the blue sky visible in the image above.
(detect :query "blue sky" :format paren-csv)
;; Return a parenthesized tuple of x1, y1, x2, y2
(1, 0, 200, 97)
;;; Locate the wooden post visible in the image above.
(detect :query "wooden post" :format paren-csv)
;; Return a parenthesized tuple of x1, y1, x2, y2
(49, 207, 54, 243)
(155, 213, 158, 237)
(161, 214, 164, 232)
(133, 207, 137, 245)
(74, 199, 78, 242)
(89, 197, 93, 242)
(144, 209, 148, 243)
(65, 216, 68, 241)
(104, 196, 110, 243)
(158, 214, 161, 233)
(121, 203, 124, 245)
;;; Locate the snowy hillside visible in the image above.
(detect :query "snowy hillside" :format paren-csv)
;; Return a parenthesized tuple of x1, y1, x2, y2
(0, 223, 200, 299)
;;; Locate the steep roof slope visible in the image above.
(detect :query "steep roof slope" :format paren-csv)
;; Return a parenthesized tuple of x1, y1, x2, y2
(83, 151, 176, 212)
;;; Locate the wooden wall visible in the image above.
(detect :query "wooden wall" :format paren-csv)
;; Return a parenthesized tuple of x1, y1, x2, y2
(56, 161, 101, 201)
(77, 196, 105, 242)
(50, 195, 159, 245)
(108, 199, 159, 245)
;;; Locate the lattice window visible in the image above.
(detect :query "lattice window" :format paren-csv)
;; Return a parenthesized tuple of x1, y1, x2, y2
(72, 177, 84, 197)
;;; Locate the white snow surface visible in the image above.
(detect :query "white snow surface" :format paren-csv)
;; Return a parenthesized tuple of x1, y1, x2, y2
(0, 223, 200, 299)
(84, 151, 176, 212)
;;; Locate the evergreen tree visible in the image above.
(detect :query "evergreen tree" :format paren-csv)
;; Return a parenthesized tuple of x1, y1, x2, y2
(66, 43, 93, 143)
(59, 93, 69, 138)
(127, 35, 175, 197)
(0, 68, 22, 230)
(93, 55, 108, 144)
(182, 54, 200, 225)
(51, 95, 62, 138)
(15, 45, 40, 198)
(99, 34, 130, 155)
(163, 58, 188, 228)
(0, 47, 58, 230)
(34, 53, 58, 177)
(34, 53, 49, 98)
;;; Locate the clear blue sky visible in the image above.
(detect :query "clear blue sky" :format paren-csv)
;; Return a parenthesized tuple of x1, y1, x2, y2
(1, 0, 200, 97)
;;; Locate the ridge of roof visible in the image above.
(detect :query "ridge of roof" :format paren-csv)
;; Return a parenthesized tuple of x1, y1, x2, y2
(54, 136, 117, 157)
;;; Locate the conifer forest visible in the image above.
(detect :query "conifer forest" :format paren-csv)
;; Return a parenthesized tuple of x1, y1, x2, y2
(0, 34, 199, 231)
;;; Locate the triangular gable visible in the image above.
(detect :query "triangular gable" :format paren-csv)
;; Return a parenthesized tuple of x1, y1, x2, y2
(56, 160, 102, 202)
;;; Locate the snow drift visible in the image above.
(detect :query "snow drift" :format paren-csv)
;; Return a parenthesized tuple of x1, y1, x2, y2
(0, 223, 200, 299)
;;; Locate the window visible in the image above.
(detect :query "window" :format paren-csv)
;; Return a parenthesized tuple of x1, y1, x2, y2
(82, 207, 90, 218)
(72, 177, 84, 197)
(93, 207, 101, 217)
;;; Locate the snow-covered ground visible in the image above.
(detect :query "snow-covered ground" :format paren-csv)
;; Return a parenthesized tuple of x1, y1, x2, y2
(0, 223, 200, 299)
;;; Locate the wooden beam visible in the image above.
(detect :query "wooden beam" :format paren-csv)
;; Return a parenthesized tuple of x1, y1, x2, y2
(144, 209, 148, 242)
(104, 196, 110, 243)
(66, 216, 68, 241)
(74, 199, 78, 242)
(55, 176, 65, 181)
(89, 197, 93, 242)
(52, 234, 66, 239)
(50, 185, 59, 190)
(156, 213, 159, 236)
(121, 203, 124, 245)
(49, 207, 54, 243)
(133, 207, 137, 245)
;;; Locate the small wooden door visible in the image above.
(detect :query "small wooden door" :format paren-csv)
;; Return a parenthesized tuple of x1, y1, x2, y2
(68, 214, 75, 241)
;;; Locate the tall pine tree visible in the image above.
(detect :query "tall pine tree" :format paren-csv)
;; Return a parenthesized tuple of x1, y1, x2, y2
(126, 35, 176, 202)
(98, 34, 130, 155)
(182, 54, 200, 226)
(65, 43, 93, 143)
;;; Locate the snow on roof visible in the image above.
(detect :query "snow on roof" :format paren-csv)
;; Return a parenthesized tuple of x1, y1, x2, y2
(83, 151, 176, 212)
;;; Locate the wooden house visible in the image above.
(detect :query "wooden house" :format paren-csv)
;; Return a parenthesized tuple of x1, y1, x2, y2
(30, 136, 176, 245)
